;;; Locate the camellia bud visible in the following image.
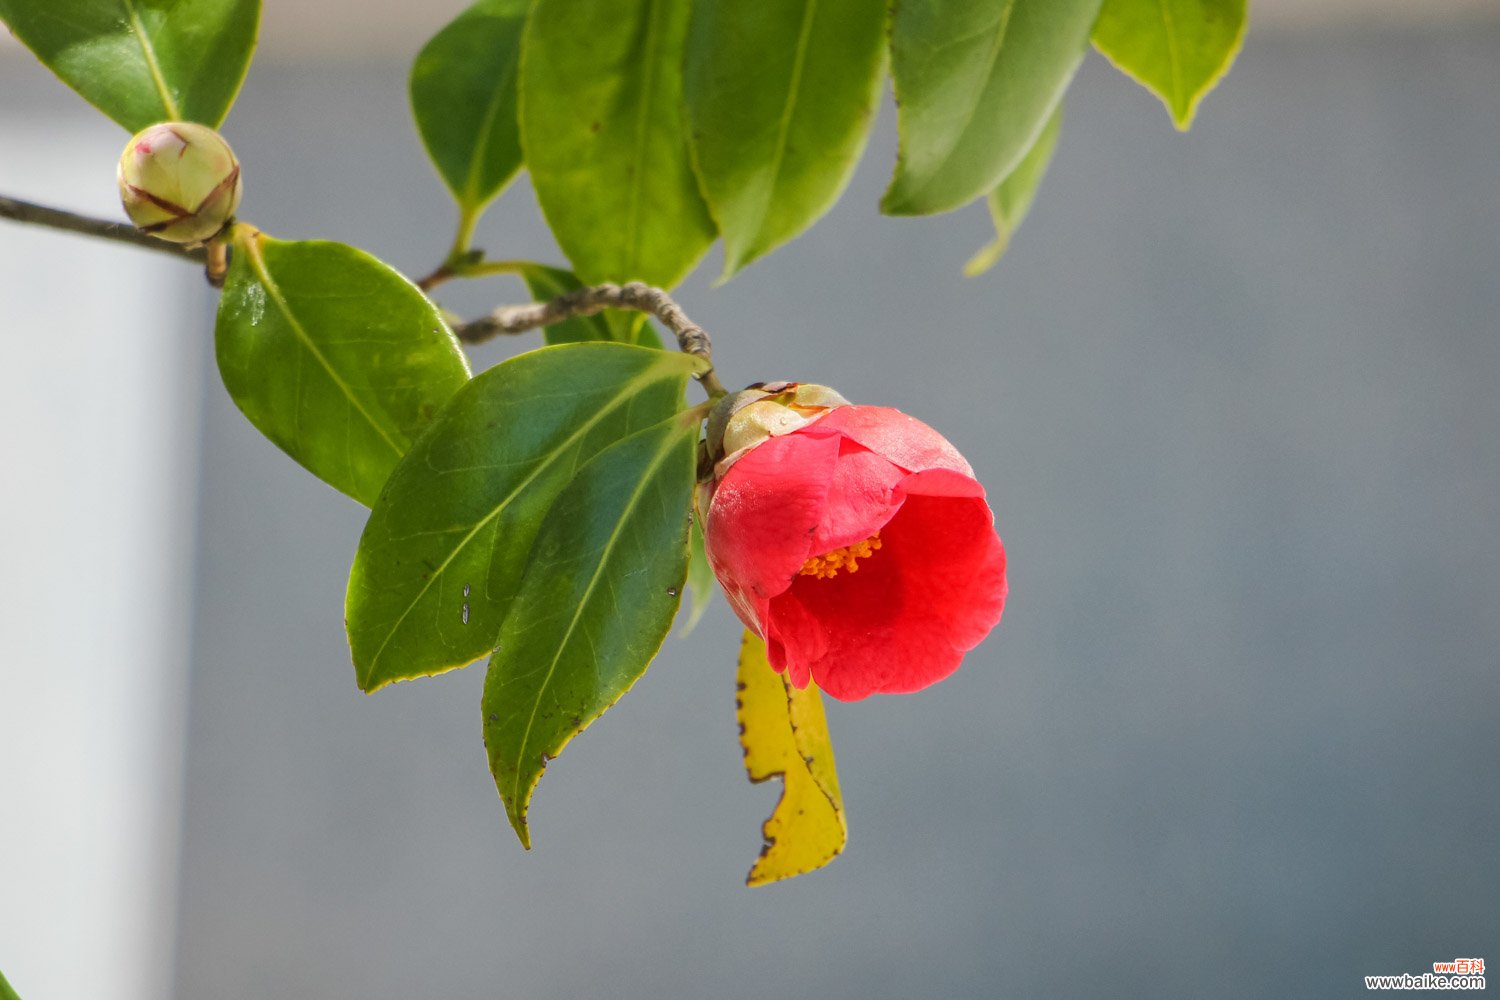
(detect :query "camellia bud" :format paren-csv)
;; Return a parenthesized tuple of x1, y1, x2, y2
(704, 382, 850, 471)
(697, 381, 851, 522)
(117, 122, 243, 245)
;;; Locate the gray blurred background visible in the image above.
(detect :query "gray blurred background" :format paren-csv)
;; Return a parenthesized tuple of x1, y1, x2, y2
(2, 5, 1498, 999)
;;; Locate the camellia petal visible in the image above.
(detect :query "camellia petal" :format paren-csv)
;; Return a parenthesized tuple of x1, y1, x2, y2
(705, 430, 841, 621)
(801, 405, 974, 477)
(701, 391, 1007, 702)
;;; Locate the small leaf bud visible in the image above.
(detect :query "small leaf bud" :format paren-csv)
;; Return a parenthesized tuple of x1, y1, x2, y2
(117, 122, 243, 245)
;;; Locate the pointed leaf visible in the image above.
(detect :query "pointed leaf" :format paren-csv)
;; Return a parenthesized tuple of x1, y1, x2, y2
(964, 102, 1063, 276)
(0, 0, 260, 131)
(737, 630, 846, 886)
(882, 0, 1100, 217)
(410, 0, 527, 213)
(519, 0, 716, 288)
(1092, 0, 1247, 130)
(519, 264, 664, 349)
(215, 227, 471, 506)
(348, 344, 702, 692)
(677, 514, 715, 636)
(683, 0, 887, 278)
(484, 411, 703, 847)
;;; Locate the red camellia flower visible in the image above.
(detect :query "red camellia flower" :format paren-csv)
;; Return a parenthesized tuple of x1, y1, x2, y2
(699, 384, 1007, 701)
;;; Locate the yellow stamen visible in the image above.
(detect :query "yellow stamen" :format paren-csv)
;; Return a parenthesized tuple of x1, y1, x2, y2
(798, 532, 883, 580)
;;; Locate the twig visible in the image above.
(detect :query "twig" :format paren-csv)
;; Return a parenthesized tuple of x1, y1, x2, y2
(415, 262, 455, 291)
(0, 193, 207, 264)
(417, 255, 527, 291)
(458, 281, 727, 396)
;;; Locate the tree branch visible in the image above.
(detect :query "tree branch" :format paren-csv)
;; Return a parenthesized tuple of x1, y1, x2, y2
(0, 193, 207, 263)
(458, 281, 727, 396)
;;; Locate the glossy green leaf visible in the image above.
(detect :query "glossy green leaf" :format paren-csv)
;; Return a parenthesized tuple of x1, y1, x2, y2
(964, 102, 1063, 276)
(736, 630, 846, 886)
(215, 227, 471, 507)
(519, 264, 664, 349)
(519, 0, 716, 288)
(484, 410, 703, 847)
(0, 0, 259, 131)
(677, 514, 715, 636)
(683, 0, 886, 278)
(883, 0, 1100, 217)
(348, 344, 701, 692)
(409, 0, 527, 213)
(1092, 0, 1247, 130)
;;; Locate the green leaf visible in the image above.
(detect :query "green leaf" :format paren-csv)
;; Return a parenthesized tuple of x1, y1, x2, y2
(736, 630, 847, 886)
(347, 344, 702, 692)
(1092, 0, 1246, 130)
(409, 0, 527, 215)
(519, 264, 664, 349)
(683, 0, 887, 278)
(0, 968, 22, 1000)
(964, 102, 1063, 276)
(483, 410, 703, 847)
(882, 0, 1100, 217)
(215, 227, 471, 507)
(519, 0, 716, 288)
(677, 513, 715, 636)
(0, 0, 260, 131)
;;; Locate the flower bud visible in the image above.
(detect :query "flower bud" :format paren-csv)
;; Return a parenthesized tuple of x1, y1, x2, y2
(117, 122, 242, 245)
(704, 381, 850, 474)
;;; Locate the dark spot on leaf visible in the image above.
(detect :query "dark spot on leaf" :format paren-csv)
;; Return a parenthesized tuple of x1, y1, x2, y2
(590, 121, 601, 133)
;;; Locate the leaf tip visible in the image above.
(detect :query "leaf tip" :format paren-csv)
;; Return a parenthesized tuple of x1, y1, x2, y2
(962, 234, 1008, 278)
(508, 812, 533, 850)
(1169, 97, 1199, 132)
(878, 187, 914, 218)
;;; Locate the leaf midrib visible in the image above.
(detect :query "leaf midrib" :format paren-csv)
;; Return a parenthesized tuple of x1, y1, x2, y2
(906, 0, 1017, 195)
(737, 0, 820, 260)
(460, 43, 517, 208)
(624, 0, 664, 277)
(119, 0, 180, 119)
(1156, 0, 1185, 115)
(360, 360, 687, 685)
(243, 236, 405, 457)
(506, 419, 687, 822)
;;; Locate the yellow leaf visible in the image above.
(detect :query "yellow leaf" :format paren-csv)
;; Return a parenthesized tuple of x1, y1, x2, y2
(736, 630, 847, 886)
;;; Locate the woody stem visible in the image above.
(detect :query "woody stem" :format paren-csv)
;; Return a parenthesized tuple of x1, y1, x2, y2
(0, 193, 208, 263)
(457, 281, 727, 397)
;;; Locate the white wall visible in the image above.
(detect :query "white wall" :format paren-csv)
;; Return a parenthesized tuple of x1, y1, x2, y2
(0, 114, 203, 1000)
